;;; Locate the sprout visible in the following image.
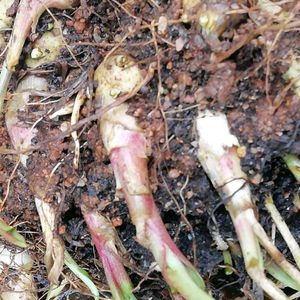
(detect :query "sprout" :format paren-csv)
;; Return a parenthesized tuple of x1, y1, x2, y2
(82, 206, 135, 300)
(0, 0, 77, 112)
(196, 110, 300, 300)
(181, 0, 239, 46)
(64, 251, 100, 300)
(222, 250, 233, 275)
(26, 21, 64, 68)
(266, 260, 300, 292)
(265, 195, 300, 269)
(94, 54, 214, 300)
(283, 153, 300, 183)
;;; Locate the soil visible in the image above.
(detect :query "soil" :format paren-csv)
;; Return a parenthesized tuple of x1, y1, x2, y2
(0, 1, 300, 299)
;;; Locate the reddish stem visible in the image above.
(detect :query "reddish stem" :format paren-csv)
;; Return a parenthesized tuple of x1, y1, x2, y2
(83, 208, 136, 300)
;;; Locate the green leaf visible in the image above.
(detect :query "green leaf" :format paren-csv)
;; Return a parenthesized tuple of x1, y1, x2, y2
(64, 251, 100, 300)
(46, 281, 68, 300)
(283, 153, 300, 182)
(0, 217, 27, 248)
(266, 260, 300, 291)
(223, 250, 233, 275)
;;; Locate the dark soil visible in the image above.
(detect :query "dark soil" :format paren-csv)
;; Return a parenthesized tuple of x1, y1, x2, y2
(0, 1, 300, 299)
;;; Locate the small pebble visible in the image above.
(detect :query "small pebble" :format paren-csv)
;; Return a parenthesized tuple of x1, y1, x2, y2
(182, 94, 195, 104)
(77, 175, 87, 187)
(114, 34, 122, 43)
(166, 61, 173, 69)
(66, 20, 74, 27)
(250, 147, 258, 154)
(186, 191, 194, 199)
(74, 20, 86, 33)
(250, 174, 261, 185)
(178, 72, 193, 86)
(31, 47, 44, 59)
(175, 37, 185, 52)
(165, 200, 173, 209)
(158, 16, 168, 35)
(58, 225, 66, 235)
(112, 217, 123, 227)
(168, 168, 180, 179)
(60, 121, 69, 132)
(237, 146, 246, 158)
(133, 107, 143, 117)
(191, 141, 198, 148)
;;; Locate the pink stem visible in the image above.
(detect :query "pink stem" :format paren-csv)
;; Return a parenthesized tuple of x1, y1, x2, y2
(83, 208, 136, 300)
(107, 130, 210, 300)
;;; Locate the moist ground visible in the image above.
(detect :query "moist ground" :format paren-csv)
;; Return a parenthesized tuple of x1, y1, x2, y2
(0, 1, 299, 299)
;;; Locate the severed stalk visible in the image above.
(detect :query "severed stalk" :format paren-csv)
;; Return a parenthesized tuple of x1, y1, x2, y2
(0, 0, 78, 112)
(94, 54, 214, 300)
(6, 68, 130, 297)
(82, 205, 136, 300)
(195, 110, 300, 300)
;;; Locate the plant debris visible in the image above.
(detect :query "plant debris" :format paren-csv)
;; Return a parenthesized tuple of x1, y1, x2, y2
(0, 0, 299, 299)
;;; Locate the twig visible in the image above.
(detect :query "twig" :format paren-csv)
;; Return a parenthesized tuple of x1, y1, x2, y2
(150, 21, 169, 151)
(108, 0, 137, 20)
(265, 195, 300, 268)
(0, 158, 20, 210)
(159, 169, 198, 267)
(71, 89, 86, 169)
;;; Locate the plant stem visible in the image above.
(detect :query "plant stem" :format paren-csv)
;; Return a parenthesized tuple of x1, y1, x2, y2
(82, 206, 136, 300)
(95, 54, 214, 300)
(195, 110, 300, 300)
